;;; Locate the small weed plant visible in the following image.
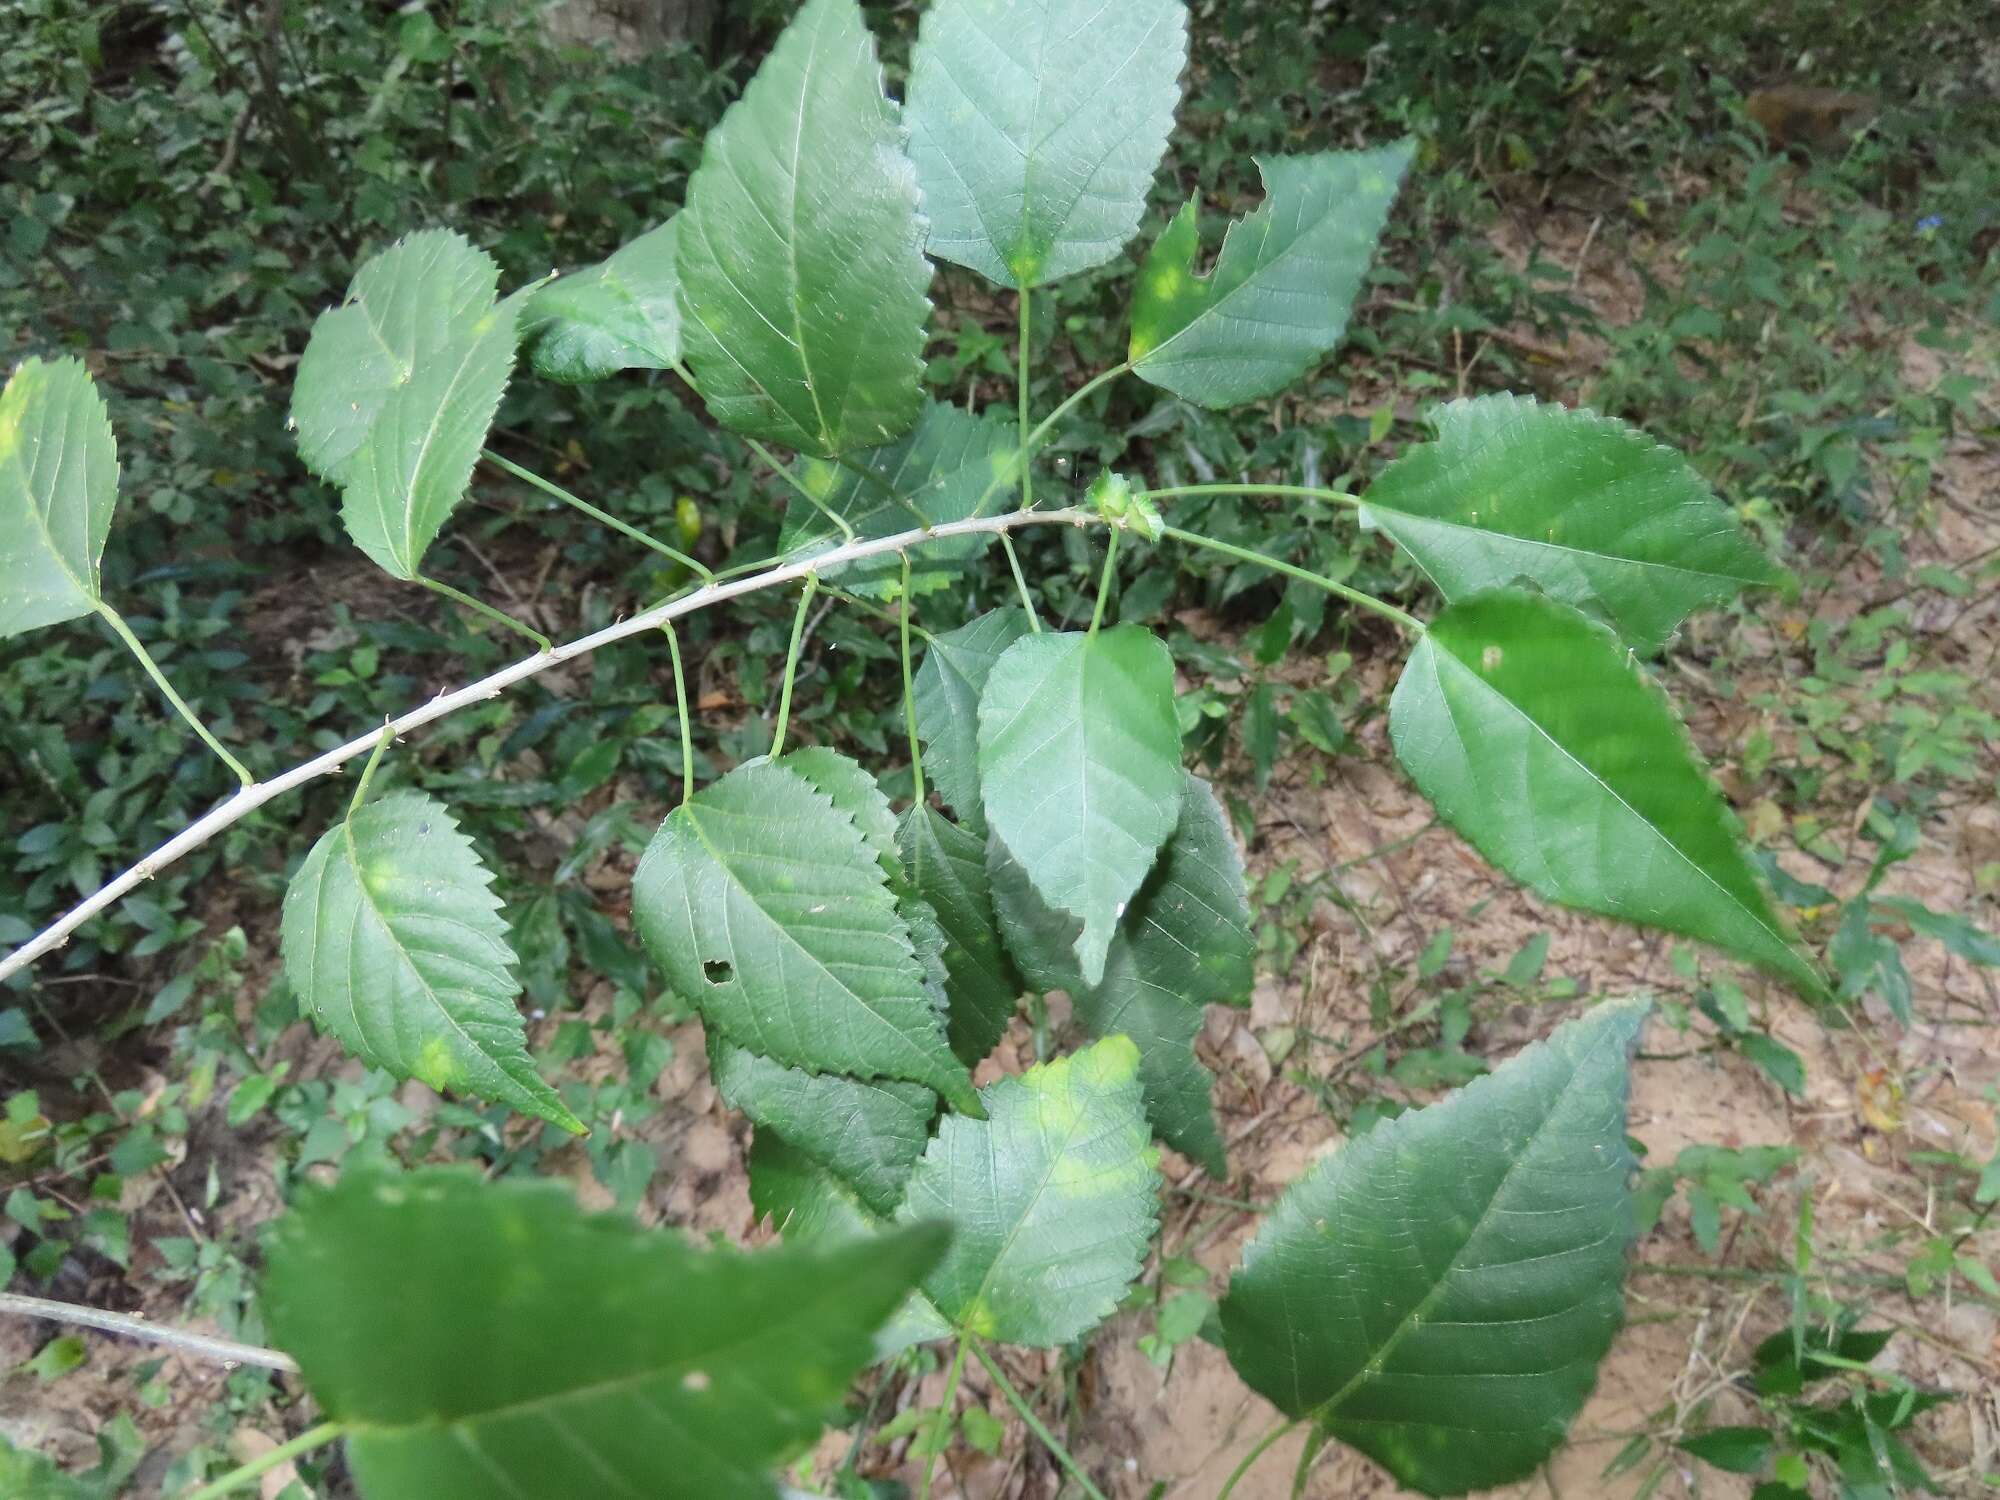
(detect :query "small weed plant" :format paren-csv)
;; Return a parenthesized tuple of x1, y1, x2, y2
(3, 0, 1879, 1495)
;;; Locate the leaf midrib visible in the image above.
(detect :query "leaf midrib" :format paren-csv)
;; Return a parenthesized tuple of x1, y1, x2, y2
(1138, 166, 1336, 367)
(336, 807, 511, 1089)
(1368, 501, 1774, 588)
(678, 792, 952, 1085)
(956, 1067, 1100, 1335)
(5, 371, 102, 610)
(343, 1247, 893, 1438)
(1426, 640, 1797, 969)
(780, 0, 834, 451)
(1304, 1024, 1616, 1427)
(384, 318, 510, 573)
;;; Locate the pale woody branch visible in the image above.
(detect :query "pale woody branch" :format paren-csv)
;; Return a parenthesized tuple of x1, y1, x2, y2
(0, 508, 1103, 985)
(0, 1291, 298, 1373)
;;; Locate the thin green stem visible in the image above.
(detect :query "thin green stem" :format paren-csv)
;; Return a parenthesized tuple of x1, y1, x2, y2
(1023, 360, 1131, 465)
(1216, 1416, 1301, 1500)
(349, 724, 394, 817)
(999, 532, 1041, 631)
(1088, 525, 1121, 637)
(181, 1420, 345, 1500)
(826, 584, 931, 639)
(1143, 482, 1364, 511)
(900, 554, 925, 807)
(918, 1333, 970, 1500)
(743, 434, 856, 543)
(1290, 1429, 1322, 1499)
(966, 360, 1134, 524)
(969, 1337, 1109, 1500)
(482, 449, 713, 581)
(1018, 286, 1033, 513)
(663, 621, 693, 808)
(95, 602, 254, 786)
(769, 573, 818, 759)
(1158, 524, 1424, 634)
(668, 359, 856, 541)
(832, 451, 913, 514)
(416, 574, 552, 653)
(1631, 1263, 1927, 1292)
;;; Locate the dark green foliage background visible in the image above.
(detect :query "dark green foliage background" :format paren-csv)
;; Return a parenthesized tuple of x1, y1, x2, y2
(1, 0, 1992, 1017)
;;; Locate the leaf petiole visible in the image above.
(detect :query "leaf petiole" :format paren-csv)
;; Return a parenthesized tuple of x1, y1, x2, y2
(416, 574, 552, 654)
(917, 1331, 970, 1500)
(179, 1419, 345, 1500)
(744, 433, 857, 544)
(769, 572, 819, 759)
(670, 358, 858, 544)
(999, 532, 1041, 631)
(965, 360, 1135, 527)
(1216, 1415, 1302, 1500)
(664, 620, 693, 807)
(900, 553, 925, 807)
(482, 448, 713, 580)
(349, 722, 394, 817)
(1143, 482, 1364, 511)
(1088, 525, 1121, 636)
(1018, 285, 1033, 513)
(1157, 522, 1424, 634)
(1021, 360, 1132, 466)
(968, 1336, 1110, 1500)
(95, 601, 255, 787)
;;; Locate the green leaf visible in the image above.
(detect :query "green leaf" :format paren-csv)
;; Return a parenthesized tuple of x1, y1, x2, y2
(1873, 894, 2000, 968)
(1220, 999, 1648, 1497)
(1390, 591, 1824, 1000)
(676, 0, 929, 457)
(898, 807, 1022, 1066)
(632, 761, 977, 1113)
(977, 627, 1184, 986)
(777, 400, 1018, 596)
(1751, 1323, 1894, 1397)
(710, 1036, 935, 1217)
(1679, 1426, 1775, 1474)
(0, 357, 118, 640)
(292, 230, 498, 483)
(781, 747, 902, 877)
(291, 230, 523, 580)
(1739, 1032, 1806, 1097)
(0, 1437, 88, 1500)
(781, 748, 956, 1026)
(280, 791, 582, 1134)
(905, 0, 1189, 288)
(1129, 145, 1411, 407)
(523, 218, 682, 383)
(1360, 396, 1786, 654)
(913, 607, 1031, 830)
(338, 299, 523, 582)
(990, 775, 1251, 1175)
(897, 1035, 1159, 1346)
(747, 1134, 952, 1358)
(958, 1404, 1005, 1456)
(262, 1168, 947, 1500)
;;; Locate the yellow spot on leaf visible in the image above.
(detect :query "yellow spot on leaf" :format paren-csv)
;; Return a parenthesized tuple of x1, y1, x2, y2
(958, 1297, 999, 1339)
(414, 1036, 461, 1091)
